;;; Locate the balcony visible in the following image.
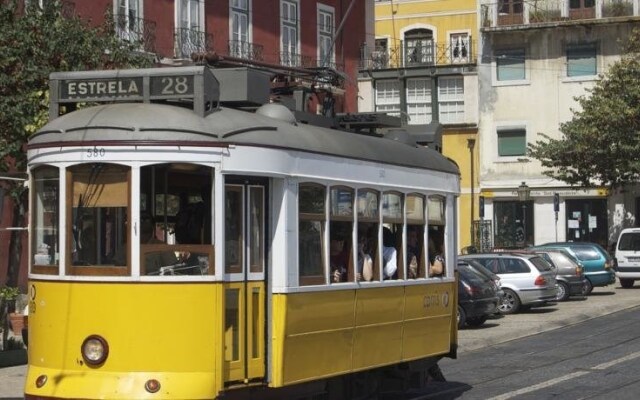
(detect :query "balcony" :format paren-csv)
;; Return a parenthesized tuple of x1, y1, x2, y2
(114, 14, 156, 54)
(175, 28, 213, 59)
(359, 39, 475, 70)
(481, 0, 637, 29)
(228, 40, 264, 61)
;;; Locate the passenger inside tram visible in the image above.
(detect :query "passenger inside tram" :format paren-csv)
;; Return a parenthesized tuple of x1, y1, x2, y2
(382, 227, 398, 280)
(356, 231, 374, 282)
(330, 224, 350, 283)
(140, 214, 178, 275)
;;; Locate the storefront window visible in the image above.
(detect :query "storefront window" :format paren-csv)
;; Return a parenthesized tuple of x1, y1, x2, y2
(493, 200, 532, 248)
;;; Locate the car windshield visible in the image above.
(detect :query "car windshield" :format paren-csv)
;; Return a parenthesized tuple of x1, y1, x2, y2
(618, 232, 640, 251)
(529, 256, 554, 272)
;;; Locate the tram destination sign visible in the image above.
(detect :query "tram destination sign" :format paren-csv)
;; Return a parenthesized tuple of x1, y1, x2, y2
(59, 75, 195, 101)
(50, 66, 218, 119)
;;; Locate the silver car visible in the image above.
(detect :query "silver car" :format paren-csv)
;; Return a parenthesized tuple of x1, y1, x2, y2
(459, 253, 557, 314)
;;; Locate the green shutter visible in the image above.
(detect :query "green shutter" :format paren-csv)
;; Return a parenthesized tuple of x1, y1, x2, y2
(498, 129, 526, 156)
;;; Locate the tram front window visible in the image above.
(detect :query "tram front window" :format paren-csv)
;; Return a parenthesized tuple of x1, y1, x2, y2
(31, 166, 60, 274)
(140, 163, 214, 276)
(68, 163, 129, 274)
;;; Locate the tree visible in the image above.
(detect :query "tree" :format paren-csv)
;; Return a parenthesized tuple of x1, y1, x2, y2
(0, 0, 152, 287)
(528, 28, 640, 191)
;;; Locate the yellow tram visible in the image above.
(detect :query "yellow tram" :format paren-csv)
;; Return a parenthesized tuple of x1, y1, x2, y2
(24, 66, 460, 399)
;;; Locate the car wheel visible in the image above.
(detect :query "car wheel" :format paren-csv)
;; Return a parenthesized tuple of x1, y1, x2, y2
(466, 316, 488, 327)
(556, 281, 570, 301)
(582, 279, 593, 295)
(498, 289, 521, 314)
(620, 278, 635, 288)
(457, 305, 466, 329)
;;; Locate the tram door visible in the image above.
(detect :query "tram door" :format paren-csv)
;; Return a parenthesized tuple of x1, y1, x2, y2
(224, 181, 267, 385)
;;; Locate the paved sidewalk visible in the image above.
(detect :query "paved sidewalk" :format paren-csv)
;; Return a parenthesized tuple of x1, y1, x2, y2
(2, 281, 638, 399)
(0, 364, 25, 399)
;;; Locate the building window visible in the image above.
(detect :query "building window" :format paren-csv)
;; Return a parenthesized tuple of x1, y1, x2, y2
(496, 48, 525, 81)
(375, 80, 401, 117)
(450, 33, 470, 63)
(281, 0, 299, 66)
(318, 5, 334, 67)
(497, 128, 526, 156)
(115, 0, 142, 43)
(372, 38, 390, 68)
(176, 0, 205, 58)
(404, 29, 434, 66)
(567, 44, 597, 77)
(230, 0, 249, 58)
(438, 77, 464, 124)
(407, 78, 432, 125)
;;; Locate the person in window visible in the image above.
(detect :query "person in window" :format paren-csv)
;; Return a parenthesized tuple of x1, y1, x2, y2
(428, 238, 445, 277)
(140, 215, 178, 275)
(330, 232, 349, 283)
(382, 227, 398, 280)
(357, 232, 374, 282)
(407, 227, 420, 279)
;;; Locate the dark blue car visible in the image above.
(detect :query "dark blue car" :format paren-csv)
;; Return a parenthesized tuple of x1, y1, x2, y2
(531, 242, 616, 294)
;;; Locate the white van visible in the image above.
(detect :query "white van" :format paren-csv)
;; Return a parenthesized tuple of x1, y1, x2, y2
(614, 228, 640, 288)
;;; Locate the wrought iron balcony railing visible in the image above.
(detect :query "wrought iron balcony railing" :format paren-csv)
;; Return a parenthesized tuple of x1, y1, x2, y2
(481, 0, 636, 28)
(360, 39, 475, 70)
(114, 14, 156, 54)
(175, 28, 213, 59)
(279, 51, 315, 68)
(228, 40, 264, 61)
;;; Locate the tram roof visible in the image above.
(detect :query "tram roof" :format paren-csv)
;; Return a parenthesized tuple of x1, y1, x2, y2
(29, 102, 459, 175)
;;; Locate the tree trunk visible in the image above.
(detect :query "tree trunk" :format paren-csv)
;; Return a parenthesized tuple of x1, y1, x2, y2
(6, 190, 26, 289)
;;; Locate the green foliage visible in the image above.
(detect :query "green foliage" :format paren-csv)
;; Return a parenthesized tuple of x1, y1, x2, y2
(0, 0, 152, 186)
(0, 286, 19, 301)
(0, 0, 152, 287)
(528, 29, 640, 190)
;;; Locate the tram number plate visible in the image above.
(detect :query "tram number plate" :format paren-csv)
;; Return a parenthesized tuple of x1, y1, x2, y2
(86, 146, 106, 158)
(150, 75, 194, 98)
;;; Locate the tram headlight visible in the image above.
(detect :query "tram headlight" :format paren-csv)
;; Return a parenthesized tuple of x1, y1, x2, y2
(81, 335, 109, 366)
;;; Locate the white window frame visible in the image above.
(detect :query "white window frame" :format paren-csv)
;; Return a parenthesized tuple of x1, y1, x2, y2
(229, 0, 252, 58)
(406, 78, 432, 125)
(113, 0, 143, 43)
(177, 0, 204, 31)
(438, 77, 464, 124)
(375, 80, 401, 118)
(317, 3, 335, 68)
(281, 0, 300, 66)
(448, 31, 470, 64)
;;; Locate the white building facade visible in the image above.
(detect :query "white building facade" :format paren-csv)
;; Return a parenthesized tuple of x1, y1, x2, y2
(478, 0, 640, 250)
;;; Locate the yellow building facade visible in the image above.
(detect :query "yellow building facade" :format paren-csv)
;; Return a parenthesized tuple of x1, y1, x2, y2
(359, 0, 480, 251)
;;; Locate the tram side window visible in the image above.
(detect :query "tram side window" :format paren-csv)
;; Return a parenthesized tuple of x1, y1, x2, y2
(68, 163, 129, 275)
(299, 183, 326, 286)
(382, 191, 404, 280)
(31, 166, 59, 274)
(330, 186, 354, 283)
(406, 194, 426, 279)
(357, 189, 379, 282)
(428, 195, 446, 277)
(140, 164, 214, 276)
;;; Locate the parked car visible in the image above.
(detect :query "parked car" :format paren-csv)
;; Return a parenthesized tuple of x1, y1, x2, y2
(459, 253, 557, 314)
(533, 242, 616, 294)
(529, 248, 588, 301)
(460, 258, 505, 301)
(614, 228, 640, 288)
(456, 261, 501, 328)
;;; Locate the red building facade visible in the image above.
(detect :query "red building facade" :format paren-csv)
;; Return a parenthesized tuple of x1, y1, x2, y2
(1, 0, 372, 288)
